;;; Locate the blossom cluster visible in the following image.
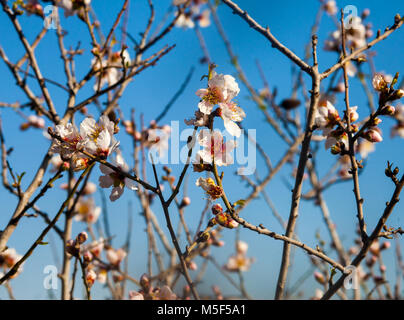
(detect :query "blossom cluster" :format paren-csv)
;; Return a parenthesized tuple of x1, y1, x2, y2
(50, 115, 119, 170)
(91, 48, 131, 92)
(194, 70, 245, 137)
(66, 232, 128, 287)
(174, 0, 210, 29)
(0, 248, 23, 280)
(129, 273, 177, 300)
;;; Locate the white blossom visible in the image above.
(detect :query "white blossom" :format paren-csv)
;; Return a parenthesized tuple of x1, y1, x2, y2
(196, 71, 240, 115)
(98, 151, 137, 201)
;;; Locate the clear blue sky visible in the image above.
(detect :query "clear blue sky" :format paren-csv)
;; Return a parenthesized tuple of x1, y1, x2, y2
(0, 0, 403, 299)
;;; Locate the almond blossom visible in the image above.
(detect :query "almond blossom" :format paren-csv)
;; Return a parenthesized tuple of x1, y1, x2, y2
(50, 122, 82, 160)
(196, 71, 240, 115)
(0, 248, 23, 278)
(348, 106, 359, 123)
(372, 73, 388, 92)
(219, 101, 246, 137)
(98, 151, 137, 201)
(106, 247, 127, 267)
(85, 269, 97, 287)
(223, 241, 254, 272)
(314, 101, 341, 136)
(174, 0, 210, 29)
(74, 197, 101, 224)
(55, 0, 91, 17)
(357, 139, 375, 159)
(197, 9, 211, 28)
(79, 115, 119, 158)
(195, 177, 223, 200)
(196, 129, 236, 166)
(175, 12, 195, 29)
(324, 16, 368, 52)
(326, 129, 348, 151)
(323, 0, 337, 15)
(91, 49, 130, 91)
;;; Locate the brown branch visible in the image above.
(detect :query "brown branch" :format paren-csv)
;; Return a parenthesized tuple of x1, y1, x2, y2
(321, 173, 404, 299)
(321, 14, 404, 79)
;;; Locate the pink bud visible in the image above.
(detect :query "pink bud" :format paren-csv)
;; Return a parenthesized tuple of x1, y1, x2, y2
(335, 82, 345, 93)
(187, 261, 198, 271)
(381, 105, 395, 116)
(381, 241, 391, 250)
(180, 196, 191, 207)
(363, 128, 383, 143)
(314, 271, 326, 285)
(362, 8, 370, 19)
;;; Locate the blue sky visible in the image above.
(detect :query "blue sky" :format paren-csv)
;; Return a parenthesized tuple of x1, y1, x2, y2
(0, 0, 403, 299)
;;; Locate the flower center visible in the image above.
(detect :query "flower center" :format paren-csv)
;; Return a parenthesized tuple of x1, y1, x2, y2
(203, 87, 223, 105)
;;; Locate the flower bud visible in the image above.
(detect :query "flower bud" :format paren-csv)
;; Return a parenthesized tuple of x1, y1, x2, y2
(380, 105, 395, 116)
(77, 231, 88, 244)
(362, 8, 370, 19)
(324, 0, 337, 15)
(187, 261, 198, 271)
(113, 274, 124, 283)
(392, 89, 404, 100)
(179, 196, 191, 209)
(20, 122, 31, 131)
(198, 231, 210, 242)
(370, 117, 382, 126)
(381, 241, 391, 250)
(211, 204, 223, 215)
(314, 271, 326, 285)
(363, 128, 383, 143)
(334, 82, 345, 93)
(369, 241, 380, 256)
(66, 239, 78, 256)
(140, 273, 150, 291)
(372, 74, 388, 92)
(83, 251, 93, 263)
